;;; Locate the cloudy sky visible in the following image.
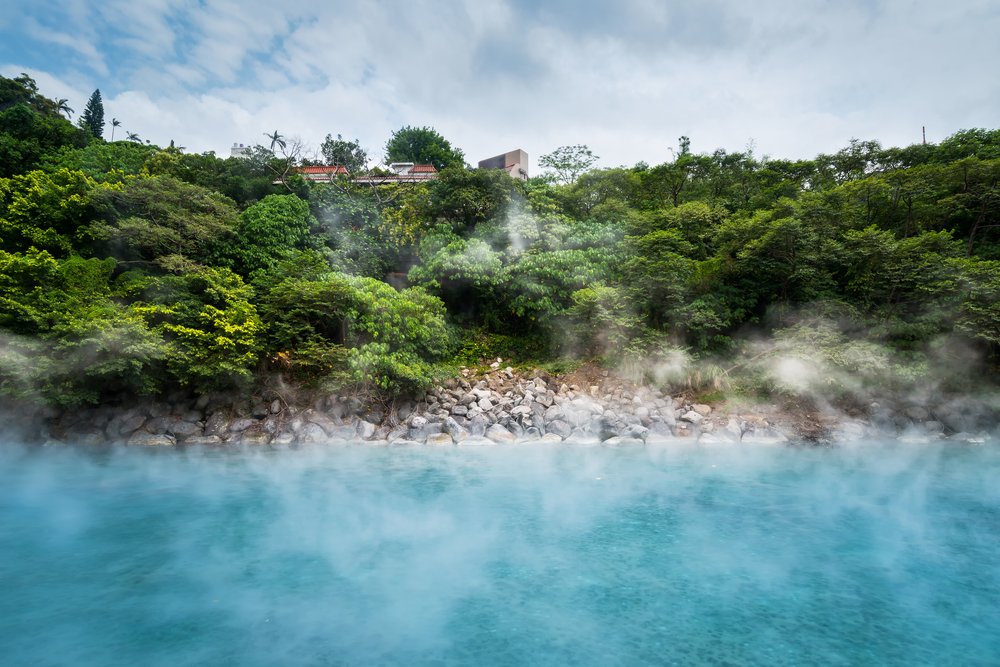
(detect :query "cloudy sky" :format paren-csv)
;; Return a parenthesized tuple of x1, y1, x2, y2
(2, 1, 997, 171)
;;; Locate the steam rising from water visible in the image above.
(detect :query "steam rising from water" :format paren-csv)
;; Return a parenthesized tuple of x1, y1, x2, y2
(2, 442, 999, 665)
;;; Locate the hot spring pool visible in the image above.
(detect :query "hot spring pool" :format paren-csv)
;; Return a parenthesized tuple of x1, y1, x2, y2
(1, 442, 998, 666)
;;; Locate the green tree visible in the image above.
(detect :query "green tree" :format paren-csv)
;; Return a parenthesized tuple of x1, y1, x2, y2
(41, 141, 158, 180)
(143, 146, 285, 206)
(0, 169, 97, 256)
(0, 249, 165, 406)
(424, 167, 523, 233)
(622, 228, 695, 330)
(409, 217, 626, 335)
(309, 185, 397, 278)
(87, 175, 239, 265)
(640, 137, 695, 208)
(384, 125, 465, 170)
(126, 263, 262, 391)
(933, 128, 1000, 163)
(78, 89, 105, 139)
(956, 259, 1000, 350)
(0, 74, 86, 177)
(629, 201, 728, 260)
(562, 167, 642, 217)
(228, 194, 318, 276)
(320, 133, 367, 172)
(567, 283, 641, 357)
(816, 138, 886, 184)
(539, 144, 599, 184)
(0, 73, 40, 110)
(258, 261, 452, 394)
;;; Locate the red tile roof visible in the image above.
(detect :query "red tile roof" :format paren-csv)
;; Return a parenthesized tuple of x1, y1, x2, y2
(297, 165, 349, 174)
(410, 164, 437, 173)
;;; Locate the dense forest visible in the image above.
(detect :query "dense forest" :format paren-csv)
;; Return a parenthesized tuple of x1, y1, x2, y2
(2, 73, 999, 409)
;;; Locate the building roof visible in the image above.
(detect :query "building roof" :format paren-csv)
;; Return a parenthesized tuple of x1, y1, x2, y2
(297, 165, 349, 174)
(409, 164, 437, 173)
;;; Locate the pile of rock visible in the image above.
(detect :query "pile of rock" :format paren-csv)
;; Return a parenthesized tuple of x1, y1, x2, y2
(14, 360, 996, 448)
(26, 364, 798, 448)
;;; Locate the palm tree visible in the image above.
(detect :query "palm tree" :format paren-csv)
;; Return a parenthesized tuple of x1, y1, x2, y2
(111, 118, 121, 141)
(264, 129, 286, 153)
(55, 98, 74, 118)
(126, 131, 141, 143)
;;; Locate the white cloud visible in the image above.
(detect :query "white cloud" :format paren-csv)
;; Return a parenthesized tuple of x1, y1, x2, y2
(92, 0, 182, 60)
(4, 1, 999, 171)
(22, 18, 108, 78)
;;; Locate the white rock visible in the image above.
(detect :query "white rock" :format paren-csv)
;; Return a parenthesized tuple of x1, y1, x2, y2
(457, 436, 496, 446)
(180, 435, 223, 446)
(602, 436, 645, 447)
(485, 423, 516, 443)
(356, 420, 377, 440)
(680, 410, 704, 424)
(128, 432, 176, 447)
(426, 433, 454, 446)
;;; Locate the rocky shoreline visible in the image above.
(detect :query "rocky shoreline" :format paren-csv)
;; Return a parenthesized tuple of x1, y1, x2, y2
(3, 361, 996, 448)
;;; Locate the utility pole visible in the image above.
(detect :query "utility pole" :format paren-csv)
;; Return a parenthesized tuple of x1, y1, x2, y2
(922, 126, 926, 145)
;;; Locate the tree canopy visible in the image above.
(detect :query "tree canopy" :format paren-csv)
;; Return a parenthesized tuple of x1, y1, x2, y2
(539, 144, 599, 184)
(320, 133, 368, 172)
(384, 125, 465, 170)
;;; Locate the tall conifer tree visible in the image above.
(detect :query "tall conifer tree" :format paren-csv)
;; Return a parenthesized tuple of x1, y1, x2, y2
(78, 89, 105, 139)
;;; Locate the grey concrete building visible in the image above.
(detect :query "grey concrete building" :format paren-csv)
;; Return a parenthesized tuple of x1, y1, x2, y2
(478, 149, 529, 180)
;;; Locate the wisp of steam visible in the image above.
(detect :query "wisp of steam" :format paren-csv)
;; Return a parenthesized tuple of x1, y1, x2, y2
(1, 442, 998, 665)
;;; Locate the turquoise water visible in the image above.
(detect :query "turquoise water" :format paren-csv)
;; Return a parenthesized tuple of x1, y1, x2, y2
(1, 442, 998, 666)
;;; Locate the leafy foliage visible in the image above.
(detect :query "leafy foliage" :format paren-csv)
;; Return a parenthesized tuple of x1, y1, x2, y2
(2, 73, 1000, 405)
(0, 75, 87, 178)
(0, 249, 164, 405)
(384, 125, 465, 170)
(320, 133, 368, 173)
(566, 283, 641, 357)
(308, 185, 397, 278)
(42, 141, 159, 180)
(227, 194, 317, 276)
(258, 258, 453, 393)
(144, 146, 286, 206)
(127, 264, 262, 391)
(0, 169, 98, 256)
(87, 175, 238, 265)
(539, 144, 599, 184)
